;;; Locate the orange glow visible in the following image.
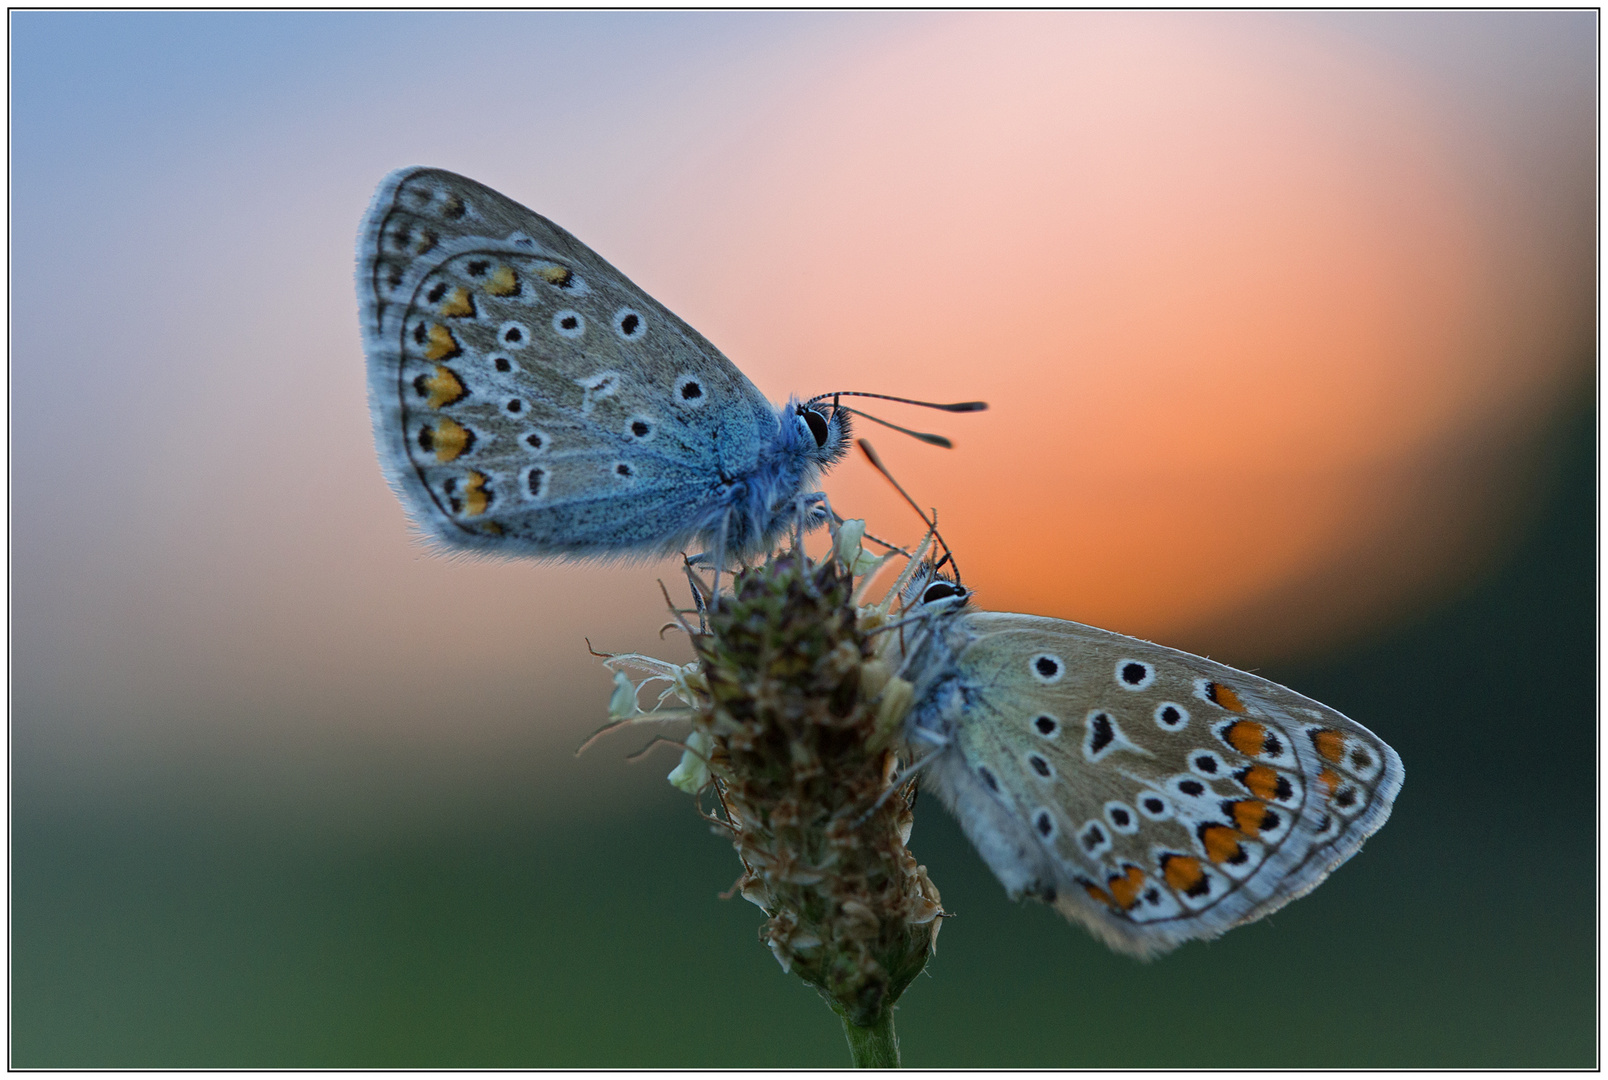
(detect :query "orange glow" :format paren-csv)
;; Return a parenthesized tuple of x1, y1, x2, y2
(663, 14, 1589, 658)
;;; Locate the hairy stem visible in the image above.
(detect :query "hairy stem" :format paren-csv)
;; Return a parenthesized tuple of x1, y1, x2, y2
(840, 1007, 900, 1068)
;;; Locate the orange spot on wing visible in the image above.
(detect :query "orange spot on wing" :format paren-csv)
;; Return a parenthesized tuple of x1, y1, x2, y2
(439, 287, 476, 318)
(421, 365, 467, 409)
(423, 324, 461, 361)
(1311, 728, 1345, 763)
(1317, 767, 1341, 798)
(486, 266, 520, 296)
(463, 471, 492, 516)
(480, 521, 504, 537)
(1162, 853, 1206, 894)
(426, 418, 472, 462)
(1224, 719, 1267, 756)
(1200, 824, 1245, 864)
(1228, 799, 1274, 837)
(1207, 682, 1246, 712)
(1239, 765, 1280, 801)
(1107, 866, 1146, 910)
(1083, 881, 1114, 907)
(538, 265, 572, 286)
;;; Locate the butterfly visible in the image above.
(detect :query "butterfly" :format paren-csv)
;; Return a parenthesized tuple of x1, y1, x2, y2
(881, 543, 1404, 958)
(356, 167, 980, 561)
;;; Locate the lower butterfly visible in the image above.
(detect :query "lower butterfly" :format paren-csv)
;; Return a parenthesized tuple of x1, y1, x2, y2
(356, 167, 982, 561)
(855, 461, 1402, 957)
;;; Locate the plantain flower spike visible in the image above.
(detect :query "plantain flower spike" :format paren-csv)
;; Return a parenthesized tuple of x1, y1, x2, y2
(607, 519, 944, 1035)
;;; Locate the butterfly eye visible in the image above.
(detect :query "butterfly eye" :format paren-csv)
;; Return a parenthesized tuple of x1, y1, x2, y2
(921, 581, 958, 604)
(799, 407, 830, 447)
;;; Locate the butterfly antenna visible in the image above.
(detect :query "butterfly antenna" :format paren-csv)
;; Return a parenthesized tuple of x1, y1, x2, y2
(807, 391, 988, 413)
(810, 392, 986, 449)
(835, 406, 954, 448)
(827, 507, 910, 556)
(856, 439, 961, 582)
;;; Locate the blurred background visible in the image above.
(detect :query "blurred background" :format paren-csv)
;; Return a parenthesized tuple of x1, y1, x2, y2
(11, 10, 1595, 1067)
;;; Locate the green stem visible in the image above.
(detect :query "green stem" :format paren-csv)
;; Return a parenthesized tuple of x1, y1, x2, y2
(840, 1009, 900, 1068)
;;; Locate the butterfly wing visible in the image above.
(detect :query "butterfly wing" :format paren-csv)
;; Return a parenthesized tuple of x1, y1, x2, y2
(357, 167, 779, 557)
(911, 610, 1403, 957)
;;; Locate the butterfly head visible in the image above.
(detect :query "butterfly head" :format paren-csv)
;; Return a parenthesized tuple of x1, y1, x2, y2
(791, 400, 853, 467)
(903, 558, 971, 614)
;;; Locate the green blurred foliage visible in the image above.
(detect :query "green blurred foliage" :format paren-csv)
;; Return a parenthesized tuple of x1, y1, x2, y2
(13, 401, 1594, 1067)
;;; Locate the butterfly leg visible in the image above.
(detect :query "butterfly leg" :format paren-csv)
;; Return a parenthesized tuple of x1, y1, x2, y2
(792, 494, 810, 557)
(676, 560, 711, 634)
(800, 491, 832, 533)
(707, 508, 732, 611)
(849, 747, 947, 828)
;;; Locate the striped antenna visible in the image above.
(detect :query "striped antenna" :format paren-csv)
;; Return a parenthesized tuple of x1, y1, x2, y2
(856, 439, 962, 586)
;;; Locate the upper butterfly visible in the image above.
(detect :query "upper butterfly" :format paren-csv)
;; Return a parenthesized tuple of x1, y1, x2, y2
(358, 167, 970, 559)
(883, 550, 1404, 959)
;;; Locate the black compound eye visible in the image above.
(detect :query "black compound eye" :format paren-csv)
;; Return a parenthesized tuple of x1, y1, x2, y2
(800, 407, 830, 447)
(922, 582, 958, 604)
